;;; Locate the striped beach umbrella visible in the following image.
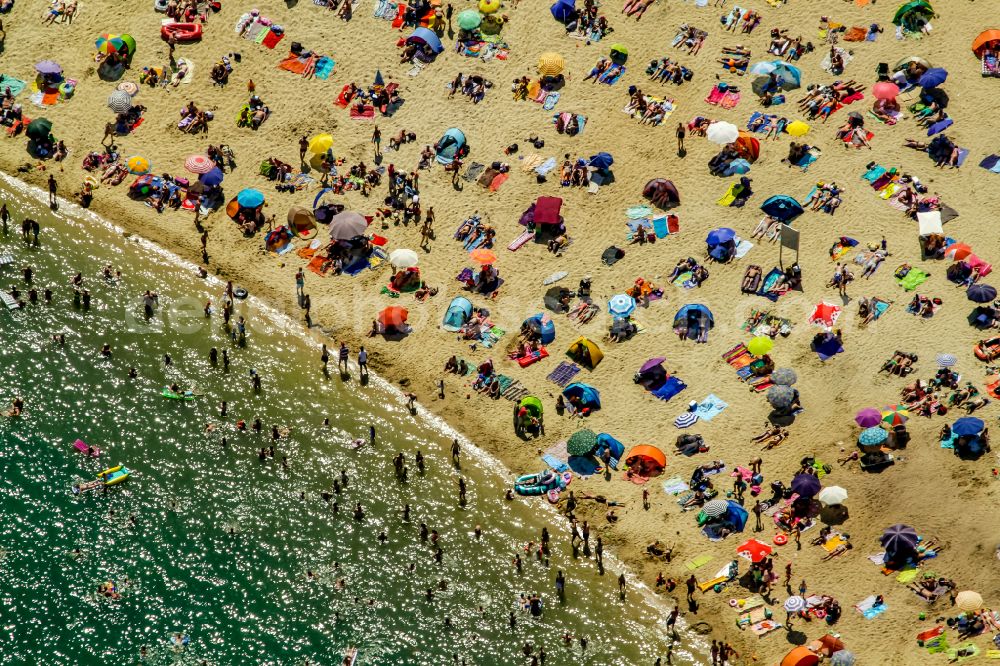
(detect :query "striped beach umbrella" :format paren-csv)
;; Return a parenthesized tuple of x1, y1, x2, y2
(184, 154, 215, 174)
(538, 52, 565, 77)
(702, 499, 729, 517)
(107, 90, 132, 113)
(936, 353, 957, 367)
(783, 595, 807, 613)
(96, 34, 125, 54)
(608, 294, 636, 318)
(674, 412, 699, 428)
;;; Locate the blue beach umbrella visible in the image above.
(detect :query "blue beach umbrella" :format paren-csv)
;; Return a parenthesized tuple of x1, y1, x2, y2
(199, 167, 224, 187)
(858, 427, 888, 446)
(705, 227, 737, 246)
(952, 417, 985, 437)
(237, 188, 265, 208)
(967, 283, 997, 303)
(608, 294, 636, 318)
(918, 67, 948, 89)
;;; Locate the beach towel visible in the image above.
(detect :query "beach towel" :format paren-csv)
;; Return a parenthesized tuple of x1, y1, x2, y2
(542, 92, 560, 110)
(861, 164, 887, 183)
(0, 77, 27, 98)
(705, 85, 725, 105)
(508, 230, 534, 251)
(488, 173, 508, 191)
(262, 29, 285, 49)
(734, 239, 753, 259)
(719, 91, 741, 109)
(278, 55, 308, 74)
(897, 267, 928, 291)
(757, 268, 786, 301)
(652, 376, 687, 401)
(541, 440, 570, 473)
(685, 554, 713, 571)
(535, 157, 558, 176)
(794, 148, 820, 170)
(696, 394, 728, 421)
(547, 361, 580, 387)
(815, 336, 844, 361)
(626, 205, 653, 219)
(598, 65, 626, 85)
(854, 595, 888, 619)
(314, 57, 336, 79)
(718, 182, 744, 207)
(652, 216, 669, 239)
(662, 477, 690, 495)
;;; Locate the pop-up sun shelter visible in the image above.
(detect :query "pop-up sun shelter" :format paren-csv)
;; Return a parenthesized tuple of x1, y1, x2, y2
(550, 0, 577, 24)
(624, 444, 666, 476)
(780, 647, 820, 666)
(562, 382, 600, 413)
(567, 336, 603, 369)
(524, 313, 556, 344)
(441, 296, 473, 331)
(434, 127, 467, 165)
(642, 178, 680, 209)
(406, 27, 444, 54)
(760, 194, 804, 222)
(972, 30, 1000, 57)
(893, 0, 934, 31)
(534, 196, 563, 225)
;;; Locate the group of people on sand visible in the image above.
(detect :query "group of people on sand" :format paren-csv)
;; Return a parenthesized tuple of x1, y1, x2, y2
(798, 80, 863, 122)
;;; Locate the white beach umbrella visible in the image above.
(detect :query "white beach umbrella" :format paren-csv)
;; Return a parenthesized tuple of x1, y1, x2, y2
(955, 590, 983, 611)
(389, 248, 419, 269)
(818, 486, 848, 506)
(706, 121, 739, 145)
(784, 595, 807, 613)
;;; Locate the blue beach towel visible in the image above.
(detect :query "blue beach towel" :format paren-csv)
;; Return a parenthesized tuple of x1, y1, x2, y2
(542, 454, 569, 473)
(652, 376, 687, 401)
(696, 394, 728, 421)
(0, 77, 27, 98)
(815, 336, 844, 361)
(653, 216, 669, 238)
(861, 165, 886, 183)
(758, 268, 785, 301)
(599, 65, 626, 85)
(542, 92, 560, 110)
(535, 157, 558, 176)
(314, 57, 336, 80)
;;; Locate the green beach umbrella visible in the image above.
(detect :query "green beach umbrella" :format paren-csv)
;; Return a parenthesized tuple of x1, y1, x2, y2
(566, 429, 598, 456)
(26, 118, 52, 142)
(457, 9, 482, 30)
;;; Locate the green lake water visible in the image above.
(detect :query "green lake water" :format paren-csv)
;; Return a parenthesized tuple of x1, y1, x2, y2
(0, 174, 703, 665)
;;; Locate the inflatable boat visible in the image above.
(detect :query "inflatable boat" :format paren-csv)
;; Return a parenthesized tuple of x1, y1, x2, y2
(514, 470, 571, 496)
(160, 22, 203, 42)
(73, 465, 132, 494)
(974, 337, 1000, 361)
(162, 387, 196, 400)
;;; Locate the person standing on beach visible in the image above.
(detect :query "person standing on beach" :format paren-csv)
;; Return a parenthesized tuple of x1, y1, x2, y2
(357, 346, 368, 377)
(372, 126, 381, 157)
(710, 640, 719, 666)
(752, 500, 763, 531)
(0, 203, 8, 234)
(685, 574, 697, 603)
(320, 343, 329, 371)
(676, 123, 686, 155)
(594, 536, 604, 574)
(338, 342, 349, 373)
(617, 572, 626, 600)
(451, 439, 460, 467)
(47, 175, 57, 206)
(295, 268, 305, 303)
(299, 135, 309, 164)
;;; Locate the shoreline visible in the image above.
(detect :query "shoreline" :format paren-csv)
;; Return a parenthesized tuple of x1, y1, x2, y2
(0, 168, 701, 661)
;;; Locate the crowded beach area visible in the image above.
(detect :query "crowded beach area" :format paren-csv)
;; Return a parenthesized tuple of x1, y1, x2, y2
(2, 0, 1000, 663)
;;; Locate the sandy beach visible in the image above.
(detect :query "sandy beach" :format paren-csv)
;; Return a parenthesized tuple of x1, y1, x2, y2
(2, 0, 1000, 662)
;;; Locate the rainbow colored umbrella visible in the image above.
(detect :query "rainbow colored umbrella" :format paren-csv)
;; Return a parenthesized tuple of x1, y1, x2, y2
(881, 405, 909, 427)
(96, 34, 125, 55)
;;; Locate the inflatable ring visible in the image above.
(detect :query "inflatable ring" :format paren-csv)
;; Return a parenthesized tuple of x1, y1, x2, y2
(729, 599, 739, 608)
(479, 0, 500, 13)
(773, 533, 788, 546)
(233, 287, 248, 299)
(59, 82, 74, 98)
(814, 609, 826, 619)
(154, 0, 169, 11)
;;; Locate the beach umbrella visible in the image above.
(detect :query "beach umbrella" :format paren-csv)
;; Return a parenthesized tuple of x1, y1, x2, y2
(566, 429, 598, 456)
(328, 211, 368, 240)
(35, 60, 62, 76)
(771, 368, 797, 386)
(307, 133, 334, 155)
(126, 155, 150, 174)
(967, 283, 997, 303)
(117, 80, 139, 96)
(858, 427, 888, 446)
(236, 188, 265, 208)
(747, 336, 773, 357)
(388, 248, 419, 269)
(749, 61, 780, 76)
(724, 158, 751, 175)
(766, 385, 796, 410)
(378, 306, 408, 328)
(538, 52, 565, 77)
(608, 294, 636, 318)
(791, 473, 821, 498)
(198, 167, 224, 187)
(881, 524, 918, 552)
(107, 90, 132, 113)
(702, 499, 729, 518)
(26, 118, 53, 142)
(872, 81, 900, 100)
(855, 407, 882, 427)
(881, 405, 909, 427)
(785, 120, 809, 137)
(706, 121, 739, 145)
(456, 9, 482, 30)
(831, 650, 857, 666)
(783, 596, 807, 613)
(818, 486, 848, 506)
(674, 412, 699, 428)
(705, 227, 737, 245)
(955, 590, 983, 611)
(936, 353, 957, 367)
(736, 538, 773, 563)
(952, 417, 985, 436)
(184, 154, 214, 174)
(95, 34, 125, 54)
(895, 55, 931, 71)
(944, 242, 973, 261)
(918, 67, 948, 89)
(469, 248, 498, 265)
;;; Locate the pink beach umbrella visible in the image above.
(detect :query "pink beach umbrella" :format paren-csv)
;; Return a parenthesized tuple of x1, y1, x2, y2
(184, 154, 215, 174)
(872, 81, 900, 100)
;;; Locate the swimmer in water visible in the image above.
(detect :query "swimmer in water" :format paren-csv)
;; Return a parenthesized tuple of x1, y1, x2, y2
(128, 367, 137, 379)
(100, 343, 112, 357)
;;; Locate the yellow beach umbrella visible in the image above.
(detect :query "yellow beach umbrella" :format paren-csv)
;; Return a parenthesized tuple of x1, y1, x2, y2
(538, 52, 565, 77)
(308, 133, 334, 155)
(747, 336, 773, 357)
(785, 120, 810, 137)
(126, 155, 150, 174)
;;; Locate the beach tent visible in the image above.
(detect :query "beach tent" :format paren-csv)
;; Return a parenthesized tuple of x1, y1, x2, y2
(562, 382, 601, 412)
(519, 396, 543, 418)
(760, 194, 804, 221)
(893, 0, 934, 30)
(610, 44, 629, 65)
(287, 206, 318, 240)
(624, 444, 666, 471)
(780, 647, 820, 666)
(378, 306, 409, 329)
(549, 0, 577, 24)
(567, 336, 603, 369)
(733, 133, 760, 163)
(524, 313, 556, 344)
(595, 433, 625, 469)
(673, 304, 714, 328)
(406, 27, 444, 54)
(972, 30, 1000, 57)
(441, 296, 473, 331)
(533, 196, 564, 225)
(724, 501, 749, 532)
(434, 127, 466, 165)
(642, 178, 680, 209)
(328, 210, 368, 240)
